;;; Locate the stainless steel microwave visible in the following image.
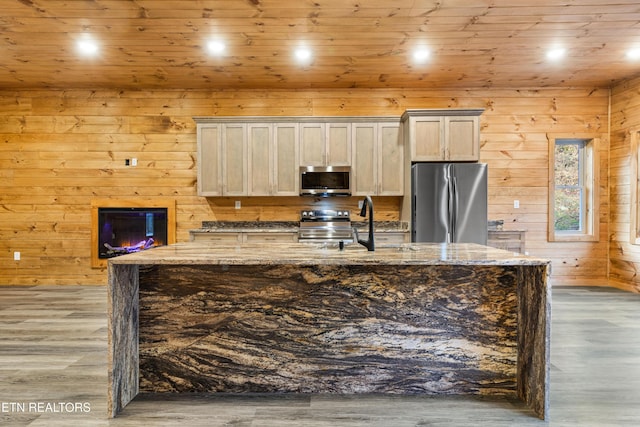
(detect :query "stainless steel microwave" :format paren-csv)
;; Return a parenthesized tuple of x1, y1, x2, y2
(300, 166, 351, 196)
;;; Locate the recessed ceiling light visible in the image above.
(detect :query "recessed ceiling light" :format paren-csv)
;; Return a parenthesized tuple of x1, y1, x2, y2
(626, 48, 640, 61)
(412, 48, 430, 64)
(546, 47, 566, 61)
(294, 47, 312, 64)
(76, 36, 99, 57)
(207, 40, 226, 55)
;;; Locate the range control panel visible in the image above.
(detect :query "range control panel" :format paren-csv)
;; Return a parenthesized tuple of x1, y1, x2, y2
(300, 209, 351, 222)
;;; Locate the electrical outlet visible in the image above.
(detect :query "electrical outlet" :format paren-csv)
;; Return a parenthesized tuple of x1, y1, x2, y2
(235, 200, 241, 209)
(514, 200, 520, 209)
(13, 251, 20, 261)
(131, 158, 137, 166)
(358, 200, 364, 209)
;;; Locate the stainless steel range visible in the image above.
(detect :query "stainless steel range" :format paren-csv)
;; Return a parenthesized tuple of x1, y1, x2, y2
(298, 209, 353, 243)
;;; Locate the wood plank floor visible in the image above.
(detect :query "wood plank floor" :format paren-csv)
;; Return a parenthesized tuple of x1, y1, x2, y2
(1, 285, 639, 426)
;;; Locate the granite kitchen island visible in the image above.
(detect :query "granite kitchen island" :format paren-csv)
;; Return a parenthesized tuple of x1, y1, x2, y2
(108, 242, 551, 419)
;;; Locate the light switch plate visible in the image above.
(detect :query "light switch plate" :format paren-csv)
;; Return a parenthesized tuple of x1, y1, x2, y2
(514, 200, 520, 209)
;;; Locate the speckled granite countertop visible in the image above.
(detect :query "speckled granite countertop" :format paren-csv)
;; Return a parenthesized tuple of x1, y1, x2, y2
(190, 221, 409, 233)
(109, 241, 549, 266)
(195, 221, 298, 232)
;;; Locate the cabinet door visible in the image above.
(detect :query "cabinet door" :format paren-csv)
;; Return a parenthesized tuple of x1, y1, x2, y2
(378, 123, 403, 195)
(326, 123, 351, 166)
(222, 124, 247, 196)
(197, 124, 222, 196)
(191, 232, 241, 243)
(247, 123, 273, 196)
(411, 116, 444, 161)
(352, 123, 377, 196)
(445, 116, 479, 161)
(487, 230, 525, 253)
(243, 232, 298, 243)
(273, 123, 299, 195)
(300, 122, 351, 166)
(299, 123, 325, 166)
(375, 232, 409, 244)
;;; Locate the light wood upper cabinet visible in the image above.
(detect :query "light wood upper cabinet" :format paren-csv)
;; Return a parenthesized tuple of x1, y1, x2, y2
(352, 122, 403, 196)
(299, 122, 351, 166)
(446, 116, 480, 161)
(197, 120, 298, 197)
(410, 115, 443, 160)
(402, 109, 483, 162)
(299, 123, 325, 166)
(352, 123, 377, 196)
(273, 123, 299, 195)
(222, 124, 248, 196)
(247, 123, 272, 196)
(196, 122, 247, 196)
(326, 123, 351, 166)
(378, 122, 403, 195)
(197, 124, 222, 196)
(248, 123, 299, 196)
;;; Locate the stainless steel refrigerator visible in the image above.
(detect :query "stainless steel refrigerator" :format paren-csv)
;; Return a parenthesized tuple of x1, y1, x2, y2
(411, 163, 488, 244)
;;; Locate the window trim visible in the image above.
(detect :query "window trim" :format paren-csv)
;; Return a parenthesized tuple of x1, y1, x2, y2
(547, 134, 600, 242)
(629, 129, 640, 245)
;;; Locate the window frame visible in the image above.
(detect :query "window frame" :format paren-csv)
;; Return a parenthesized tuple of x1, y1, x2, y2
(629, 129, 640, 245)
(547, 134, 600, 242)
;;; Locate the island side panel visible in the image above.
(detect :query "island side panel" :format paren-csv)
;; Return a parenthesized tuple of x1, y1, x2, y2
(107, 263, 139, 418)
(516, 264, 551, 420)
(137, 263, 519, 396)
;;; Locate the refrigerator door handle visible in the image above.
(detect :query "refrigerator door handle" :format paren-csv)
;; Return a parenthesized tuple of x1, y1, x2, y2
(451, 176, 458, 242)
(412, 194, 417, 241)
(446, 166, 453, 244)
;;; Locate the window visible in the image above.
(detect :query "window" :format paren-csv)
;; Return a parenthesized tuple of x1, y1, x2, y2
(548, 136, 599, 242)
(554, 140, 585, 232)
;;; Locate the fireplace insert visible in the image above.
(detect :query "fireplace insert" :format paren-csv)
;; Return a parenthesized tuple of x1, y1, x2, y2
(97, 207, 168, 259)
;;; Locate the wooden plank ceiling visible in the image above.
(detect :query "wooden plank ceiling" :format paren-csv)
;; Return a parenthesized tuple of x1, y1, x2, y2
(1, 0, 640, 90)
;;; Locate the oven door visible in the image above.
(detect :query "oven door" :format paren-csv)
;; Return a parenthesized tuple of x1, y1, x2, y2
(298, 228, 354, 243)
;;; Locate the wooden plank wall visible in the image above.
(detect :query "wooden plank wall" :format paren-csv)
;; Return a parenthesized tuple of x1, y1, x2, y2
(479, 89, 609, 287)
(610, 75, 640, 292)
(0, 88, 609, 286)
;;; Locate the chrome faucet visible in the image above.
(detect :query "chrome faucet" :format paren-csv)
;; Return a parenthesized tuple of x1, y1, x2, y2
(354, 196, 375, 251)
